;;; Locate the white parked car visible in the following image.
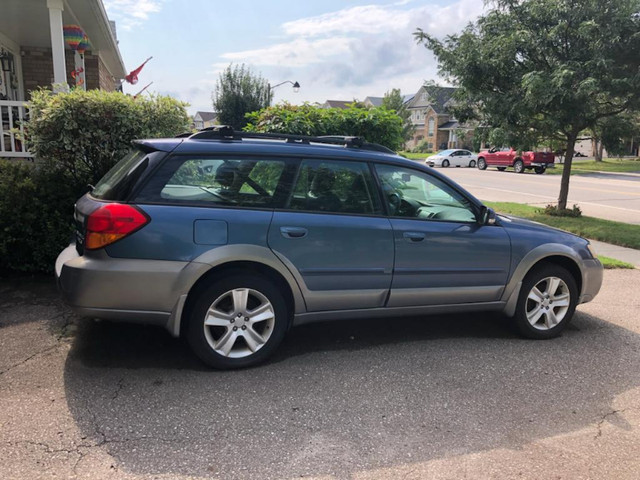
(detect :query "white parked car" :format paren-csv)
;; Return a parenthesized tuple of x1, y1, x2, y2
(427, 149, 478, 168)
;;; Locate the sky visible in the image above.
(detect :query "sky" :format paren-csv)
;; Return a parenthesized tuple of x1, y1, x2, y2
(103, 0, 486, 115)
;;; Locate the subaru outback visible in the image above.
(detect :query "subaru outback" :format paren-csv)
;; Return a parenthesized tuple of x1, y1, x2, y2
(56, 127, 603, 369)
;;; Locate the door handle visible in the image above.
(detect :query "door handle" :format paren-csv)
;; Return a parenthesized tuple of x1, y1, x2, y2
(280, 226, 308, 238)
(403, 231, 425, 242)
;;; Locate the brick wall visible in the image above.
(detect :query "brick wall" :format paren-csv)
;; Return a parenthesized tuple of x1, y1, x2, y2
(20, 46, 116, 98)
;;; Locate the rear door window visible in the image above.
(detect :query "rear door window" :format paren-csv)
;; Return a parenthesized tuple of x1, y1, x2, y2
(136, 156, 288, 208)
(287, 159, 382, 215)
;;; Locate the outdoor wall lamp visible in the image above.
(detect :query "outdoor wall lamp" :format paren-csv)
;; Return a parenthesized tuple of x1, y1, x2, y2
(0, 50, 13, 72)
(270, 80, 300, 93)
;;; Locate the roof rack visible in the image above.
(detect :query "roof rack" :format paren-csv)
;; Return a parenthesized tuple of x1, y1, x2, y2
(186, 126, 395, 154)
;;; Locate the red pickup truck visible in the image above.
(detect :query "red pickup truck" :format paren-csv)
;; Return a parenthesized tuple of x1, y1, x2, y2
(477, 148, 555, 174)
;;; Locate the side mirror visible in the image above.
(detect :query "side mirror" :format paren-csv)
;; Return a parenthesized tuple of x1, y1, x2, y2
(479, 206, 497, 225)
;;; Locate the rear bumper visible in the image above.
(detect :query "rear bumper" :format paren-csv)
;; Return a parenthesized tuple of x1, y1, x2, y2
(56, 244, 204, 334)
(530, 162, 555, 167)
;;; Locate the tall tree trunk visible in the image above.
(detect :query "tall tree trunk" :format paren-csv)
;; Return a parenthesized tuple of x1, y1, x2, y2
(558, 134, 577, 210)
(595, 139, 603, 162)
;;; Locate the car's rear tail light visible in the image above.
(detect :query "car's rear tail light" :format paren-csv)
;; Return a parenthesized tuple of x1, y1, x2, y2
(85, 203, 150, 250)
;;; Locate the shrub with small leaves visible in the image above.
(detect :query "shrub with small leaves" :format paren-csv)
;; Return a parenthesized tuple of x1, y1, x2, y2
(543, 204, 583, 217)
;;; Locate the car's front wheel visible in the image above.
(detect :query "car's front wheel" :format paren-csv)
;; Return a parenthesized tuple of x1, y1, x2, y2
(186, 274, 288, 369)
(514, 264, 578, 339)
(442, 159, 450, 167)
(477, 158, 487, 170)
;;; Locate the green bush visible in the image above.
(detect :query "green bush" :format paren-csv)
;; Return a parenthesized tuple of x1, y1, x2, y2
(0, 160, 75, 273)
(543, 204, 583, 217)
(27, 89, 190, 188)
(412, 140, 432, 153)
(0, 90, 190, 274)
(245, 103, 404, 151)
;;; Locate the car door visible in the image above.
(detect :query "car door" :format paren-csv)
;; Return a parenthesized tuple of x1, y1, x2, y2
(374, 163, 511, 307)
(268, 158, 394, 311)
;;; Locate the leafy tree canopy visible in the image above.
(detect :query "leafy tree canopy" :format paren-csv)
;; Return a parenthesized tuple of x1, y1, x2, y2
(382, 88, 415, 142)
(416, 0, 640, 208)
(213, 64, 273, 130)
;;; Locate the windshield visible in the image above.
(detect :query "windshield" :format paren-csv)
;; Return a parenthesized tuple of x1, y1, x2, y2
(436, 149, 456, 156)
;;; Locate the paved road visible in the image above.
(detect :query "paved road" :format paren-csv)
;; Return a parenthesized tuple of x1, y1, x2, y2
(434, 165, 640, 224)
(1, 272, 639, 479)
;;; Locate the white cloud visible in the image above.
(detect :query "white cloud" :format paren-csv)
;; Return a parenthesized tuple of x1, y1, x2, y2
(103, 0, 164, 30)
(192, 0, 486, 113)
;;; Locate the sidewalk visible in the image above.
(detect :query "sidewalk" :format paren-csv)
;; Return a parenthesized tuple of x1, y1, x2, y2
(589, 239, 640, 267)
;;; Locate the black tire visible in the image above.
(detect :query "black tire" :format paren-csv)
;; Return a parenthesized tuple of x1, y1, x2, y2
(513, 264, 578, 340)
(534, 166, 546, 174)
(442, 159, 450, 167)
(185, 274, 289, 369)
(514, 159, 525, 173)
(497, 167, 507, 171)
(469, 160, 476, 168)
(477, 158, 487, 170)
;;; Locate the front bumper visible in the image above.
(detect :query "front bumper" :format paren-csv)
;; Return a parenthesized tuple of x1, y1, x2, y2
(56, 244, 203, 333)
(579, 258, 603, 304)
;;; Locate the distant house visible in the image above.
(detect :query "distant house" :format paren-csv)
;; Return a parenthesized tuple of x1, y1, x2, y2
(0, 0, 126, 158)
(405, 85, 474, 151)
(321, 100, 353, 109)
(193, 111, 217, 130)
(363, 96, 383, 108)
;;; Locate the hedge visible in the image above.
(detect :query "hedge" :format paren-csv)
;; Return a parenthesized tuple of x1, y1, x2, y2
(0, 90, 189, 274)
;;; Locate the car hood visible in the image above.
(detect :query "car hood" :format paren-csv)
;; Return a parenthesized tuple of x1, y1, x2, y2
(497, 213, 585, 241)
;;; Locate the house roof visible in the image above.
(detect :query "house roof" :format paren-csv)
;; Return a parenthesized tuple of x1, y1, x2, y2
(407, 86, 457, 113)
(195, 111, 217, 122)
(364, 96, 383, 107)
(438, 121, 459, 130)
(322, 100, 352, 109)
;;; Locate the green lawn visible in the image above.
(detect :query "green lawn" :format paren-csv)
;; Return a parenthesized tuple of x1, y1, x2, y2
(599, 256, 635, 269)
(484, 201, 640, 250)
(398, 151, 434, 160)
(547, 158, 640, 175)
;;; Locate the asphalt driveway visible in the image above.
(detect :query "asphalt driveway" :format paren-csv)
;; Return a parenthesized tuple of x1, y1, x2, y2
(1, 270, 639, 479)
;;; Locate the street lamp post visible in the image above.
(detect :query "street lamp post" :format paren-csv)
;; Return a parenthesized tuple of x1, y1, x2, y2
(270, 80, 300, 93)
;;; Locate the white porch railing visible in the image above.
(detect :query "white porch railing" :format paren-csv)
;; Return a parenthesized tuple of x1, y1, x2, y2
(0, 100, 32, 158)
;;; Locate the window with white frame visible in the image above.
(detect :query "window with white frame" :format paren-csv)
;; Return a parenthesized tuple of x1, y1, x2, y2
(428, 117, 435, 136)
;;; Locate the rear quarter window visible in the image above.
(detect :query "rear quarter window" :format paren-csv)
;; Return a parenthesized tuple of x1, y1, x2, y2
(92, 149, 149, 201)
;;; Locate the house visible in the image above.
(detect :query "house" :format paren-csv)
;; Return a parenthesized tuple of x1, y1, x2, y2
(193, 111, 217, 130)
(1, 0, 126, 158)
(405, 85, 474, 151)
(321, 100, 352, 109)
(363, 96, 383, 108)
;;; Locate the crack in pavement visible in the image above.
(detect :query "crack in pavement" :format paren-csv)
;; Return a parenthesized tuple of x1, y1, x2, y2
(594, 407, 639, 439)
(0, 344, 60, 377)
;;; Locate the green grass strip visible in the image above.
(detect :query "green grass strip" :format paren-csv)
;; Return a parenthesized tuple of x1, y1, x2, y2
(484, 201, 640, 250)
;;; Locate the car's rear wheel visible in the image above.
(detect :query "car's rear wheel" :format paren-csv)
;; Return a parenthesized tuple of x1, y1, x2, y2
(514, 264, 578, 339)
(514, 159, 525, 173)
(442, 159, 450, 167)
(534, 166, 546, 174)
(469, 160, 476, 168)
(186, 274, 288, 369)
(477, 158, 487, 170)
(497, 167, 507, 171)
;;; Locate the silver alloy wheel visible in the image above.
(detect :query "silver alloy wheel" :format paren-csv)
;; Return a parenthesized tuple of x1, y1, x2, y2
(525, 276, 571, 330)
(469, 160, 476, 167)
(203, 288, 275, 358)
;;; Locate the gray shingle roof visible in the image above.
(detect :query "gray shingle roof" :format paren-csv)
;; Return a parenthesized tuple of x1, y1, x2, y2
(196, 111, 217, 122)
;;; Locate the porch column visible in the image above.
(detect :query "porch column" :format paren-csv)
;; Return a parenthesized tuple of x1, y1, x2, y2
(47, 0, 67, 90)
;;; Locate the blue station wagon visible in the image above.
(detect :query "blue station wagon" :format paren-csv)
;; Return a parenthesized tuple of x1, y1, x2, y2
(56, 127, 603, 368)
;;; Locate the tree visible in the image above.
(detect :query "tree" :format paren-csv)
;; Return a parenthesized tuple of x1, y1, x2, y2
(416, 0, 640, 209)
(382, 88, 414, 143)
(245, 103, 405, 151)
(213, 64, 273, 130)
